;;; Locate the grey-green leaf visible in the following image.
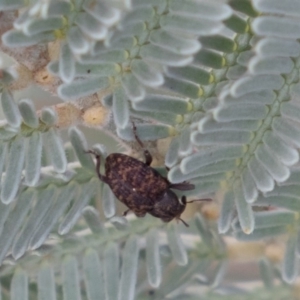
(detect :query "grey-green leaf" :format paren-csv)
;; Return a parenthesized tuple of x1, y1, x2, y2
(11, 269, 28, 300)
(83, 249, 106, 300)
(1, 88, 21, 128)
(12, 186, 57, 259)
(118, 235, 139, 300)
(24, 132, 42, 186)
(1, 137, 25, 204)
(146, 229, 161, 288)
(104, 243, 119, 300)
(43, 128, 67, 173)
(0, 189, 34, 263)
(59, 180, 96, 235)
(37, 263, 56, 300)
(62, 256, 82, 300)
(69, 126, 95, 172)
(282, 234, 298, 283)
(167, 224, 187, 266)
(18, 99, 39, 128)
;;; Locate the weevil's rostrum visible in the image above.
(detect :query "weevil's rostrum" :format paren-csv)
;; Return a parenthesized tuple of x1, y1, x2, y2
(88, 123, 211, 226)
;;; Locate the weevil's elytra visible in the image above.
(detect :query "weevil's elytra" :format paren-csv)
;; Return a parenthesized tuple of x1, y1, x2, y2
(88, 122, 211, 226)
(106, 153, 169, 206)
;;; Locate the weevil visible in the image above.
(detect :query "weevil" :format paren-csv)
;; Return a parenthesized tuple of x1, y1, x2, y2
(87, 123, 211, 226)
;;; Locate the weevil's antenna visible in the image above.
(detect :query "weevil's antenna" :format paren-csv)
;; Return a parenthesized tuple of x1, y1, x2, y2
(177, 197, 212, 227)
(187, 198, 212, 204)
(178, 218, 189, 227)
(181, 196, 212, 205)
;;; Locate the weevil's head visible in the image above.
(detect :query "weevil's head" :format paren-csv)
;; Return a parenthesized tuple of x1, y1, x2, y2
(149, 190, 212, 227)
(165, 193, 212, 227)
(148, 190, 188, 225)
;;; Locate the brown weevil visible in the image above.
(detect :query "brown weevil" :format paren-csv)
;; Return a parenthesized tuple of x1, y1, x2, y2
(87, 123, 211, 226)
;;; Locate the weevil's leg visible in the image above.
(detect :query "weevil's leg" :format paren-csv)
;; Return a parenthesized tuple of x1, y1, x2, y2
(86, 150, 109, 184)
(132, 121, 152, 166)
(135, 211, 146, 218)
(122, 208, 131, 216)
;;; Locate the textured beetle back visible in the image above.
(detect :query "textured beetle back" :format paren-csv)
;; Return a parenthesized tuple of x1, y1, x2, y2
(105, 153, 169, 213)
